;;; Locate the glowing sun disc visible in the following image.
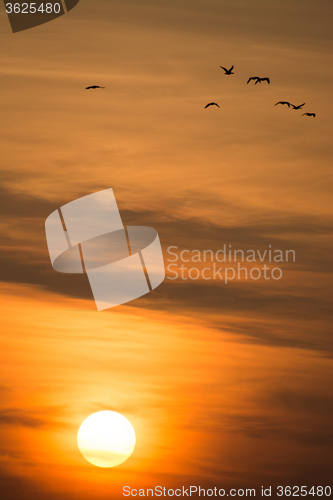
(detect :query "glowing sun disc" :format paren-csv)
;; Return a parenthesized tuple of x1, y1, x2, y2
(77, 411, 136, 467)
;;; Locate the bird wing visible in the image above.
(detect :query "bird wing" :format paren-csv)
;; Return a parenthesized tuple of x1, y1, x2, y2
(220, 67, 228, 72)
(229, 65, 234, 71)
(261, 77, 270, 83)
(299, 103, 305, 107)
(247, 77, 258, 84)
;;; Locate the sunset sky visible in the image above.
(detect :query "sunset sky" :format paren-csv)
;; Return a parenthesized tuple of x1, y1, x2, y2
(0, 1, 332, 498)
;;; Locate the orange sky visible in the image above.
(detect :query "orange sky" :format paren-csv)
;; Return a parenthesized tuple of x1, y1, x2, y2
(0, 1, 332, 499)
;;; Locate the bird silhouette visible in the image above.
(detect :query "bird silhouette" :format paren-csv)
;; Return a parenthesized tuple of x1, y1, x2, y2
(220, 65, 234, 75)
(247, 77, 270, 85)
(247, 76, 260, 84)
(86, 85, 105, 89)
(302, 113, 316, 117)
(275, 101, 291, 107)
(205, 102, 220, 109)
(291, 103, 305, 109)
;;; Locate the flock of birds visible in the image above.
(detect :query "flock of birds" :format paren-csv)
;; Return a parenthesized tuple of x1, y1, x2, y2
(85, 65, 316, 117)
(203, 65, 316, 117)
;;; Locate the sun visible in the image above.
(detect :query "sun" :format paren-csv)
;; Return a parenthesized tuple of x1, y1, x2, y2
(77, 411, 136, 468)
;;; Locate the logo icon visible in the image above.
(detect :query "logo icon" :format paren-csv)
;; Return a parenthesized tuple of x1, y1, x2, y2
(4, 1, 80, 33)
(45, 189, 165, 310)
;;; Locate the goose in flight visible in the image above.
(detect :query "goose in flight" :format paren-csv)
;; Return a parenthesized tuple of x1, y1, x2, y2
(247, 77, 270, 85)
(291, 103, 305, 109)
(302, 113, 316, 117)
(220, 65, 234, 75)
(205, 102, 220, 109)
(275, 101, 291, 107)
(86, 85, 105, 89)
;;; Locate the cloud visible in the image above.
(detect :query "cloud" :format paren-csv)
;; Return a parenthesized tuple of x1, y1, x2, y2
(0, 408, 68, 429)
(0, 410, 48, 429)
(0, 183, 332, 354)
(270, 389, 333, 415)
(218, 414, 333, 446)
(0, 467, 79, 500)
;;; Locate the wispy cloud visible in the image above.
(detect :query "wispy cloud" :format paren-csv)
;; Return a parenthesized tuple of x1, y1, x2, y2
(0, 408, 69, 429)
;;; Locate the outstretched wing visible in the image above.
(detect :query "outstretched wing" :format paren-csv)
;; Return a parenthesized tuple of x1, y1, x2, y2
(220, 66, 228, 72)
(229, 65, 234, 71)
(292, 102, 305, 109)
(261, 77, 270, 84)
(247, 77, 258, 84)
(275, 101, 290, 107)
(205, 102, 219, 108)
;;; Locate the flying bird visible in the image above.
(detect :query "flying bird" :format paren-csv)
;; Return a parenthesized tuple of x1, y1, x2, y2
(247, 76, 260, 84)
(275, 101, 291, 107)
(220, 65, 234, 75)
(205, 102, 220, 109)
(247, 77, 270, 84)
(85, 85, 105, 89)
(302, 113, 316, 117)
(256, 77, 270, 84)
(291, 103, 305, 109)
